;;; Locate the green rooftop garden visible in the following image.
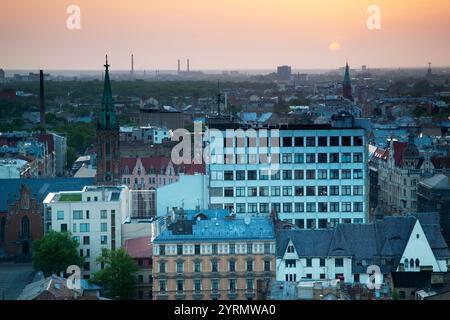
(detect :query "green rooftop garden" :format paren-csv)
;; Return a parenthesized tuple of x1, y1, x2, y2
(59, 193, 82, 202)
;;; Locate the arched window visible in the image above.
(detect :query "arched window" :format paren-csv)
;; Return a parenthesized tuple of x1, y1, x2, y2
(0, 217, 5, 242)
(410, 259, 414, 268)
(21, 216, 30, 238)
(415, 259, 420, 268)
(404, 258, 409, 270)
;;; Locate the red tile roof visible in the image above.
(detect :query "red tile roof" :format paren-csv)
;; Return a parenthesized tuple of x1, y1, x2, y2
(124, 236, 152, 258)
(393, 141, 408, 166)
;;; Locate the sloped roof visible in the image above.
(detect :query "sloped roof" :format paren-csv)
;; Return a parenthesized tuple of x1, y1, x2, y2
(420, 174, 449, 189)
(124, 236, 152, 259)
(393, 141, 408, 166)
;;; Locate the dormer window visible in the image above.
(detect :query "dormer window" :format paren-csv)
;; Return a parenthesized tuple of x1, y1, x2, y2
(287, 244, 295, 253)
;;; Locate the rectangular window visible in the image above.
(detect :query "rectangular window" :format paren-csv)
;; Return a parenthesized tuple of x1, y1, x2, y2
(306, 137, 316, 147)
(294, 170, 304, 180)
(330, 170, 339, 180)
(248, 187, 258, 197)
(260, 203, 269, 214)
(342, 202, 352, 212)
(224, 171, 234, 181)
(264, 260, 271, 271)
(306, 153, 316, 163)
(318, 202, 328, 213)
(330, 202, 340, 212)
(353, 169, 363, 179)
(224, 187, 234, 197)
(342, 136, 352, 146)
(295, 203, 304, 213)
(211, 279, 219, 291)
(101, 223, 107, 232)
(318, 170, 327, 180)
(248, 203, 258, 213)
(342, 186, 352, 196)
(283, 187, 293, 196)
(229, 244, 235, 255)
(295, 219, 304, 228)
(282, 153, 292, 163)
(159, 280, 166, 292)
(211, 261, 218, 273)
(318, 137, 328, 147)
(282, 170, 292, 180)
(247, 243, 253, 254)
(271, 187, 280, 196)
(229, 260, 236, 272)
(330, 136, 340, 146)
(306, 186, 315, 196)
(342, 170, 351, 179)
(353, 136, 363, 146)
(176, 261, 184, 273)
(318, 153, 328, 163)
(329, 153, 339, 163)
(100, 235, 107, 245)
(236, 187, 245, 197)
(342, 153, 351, 163)
(354, 202, 363, 212)
(177, 245, 183, 255)
(100, 210, 107, 219)
(330, 186, 339, 196)
(259, 187, 269, 197)
(283, 203, 292, 213)
(248, 170, 257, 180)
(259, 170, 269, 180)
(294, 137, 304, 147)
(57, 211, 64, 220)
(283, 137, 292, 147)
(195, 245, 201, 255)
(73, 210, 83, 220)
(236, 203, 246, 214)
(294, 153, 304, 163)
(236, 170, 246, 180)
(295, 187, 304, 196)
(271, 170, 280, 180)
(306, 203, 316, 213)
(306, 258, 312, 267)
(306, 170, 316, 180)
(194, 279, 201, 292)
(353, 153, 363, 163)
(335, 258, 344, 267)
(80, 223, 90, 232)
(320, 258, 326, 267)
(353, 185, 363, 195)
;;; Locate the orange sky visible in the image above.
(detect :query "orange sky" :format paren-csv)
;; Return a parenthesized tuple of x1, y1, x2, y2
(0, 0, 449, 70)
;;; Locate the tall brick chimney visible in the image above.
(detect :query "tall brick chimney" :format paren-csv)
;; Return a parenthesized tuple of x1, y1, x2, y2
(39, 70, 46, 130)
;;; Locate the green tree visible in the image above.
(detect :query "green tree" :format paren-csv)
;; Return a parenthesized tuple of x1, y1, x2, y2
(90, 248, 138, 300)
(32, 231, 84, 277)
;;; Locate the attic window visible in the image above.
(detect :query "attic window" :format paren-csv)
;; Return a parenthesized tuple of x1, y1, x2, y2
(287, 245, 295, 253)
(416, 234, 420, 239)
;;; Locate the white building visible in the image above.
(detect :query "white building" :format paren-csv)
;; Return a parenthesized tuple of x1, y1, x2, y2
(43, 185, 130, 278)
(208, 113, 368, 229)
(276, 213, 449, 287)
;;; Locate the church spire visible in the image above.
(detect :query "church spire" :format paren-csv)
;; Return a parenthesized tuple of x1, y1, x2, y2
(99, 55, 117, 129)
(343, 61, 353, 100)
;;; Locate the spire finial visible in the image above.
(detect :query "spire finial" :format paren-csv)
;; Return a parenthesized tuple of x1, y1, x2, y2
(105, 54, 110, 70)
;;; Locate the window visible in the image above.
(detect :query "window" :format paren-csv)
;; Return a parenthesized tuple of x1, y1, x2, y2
(176, 280, 184, 293)
(306, 203, 316, 212)
(248, 203, 258, 213)
(318, 170, 327, 180)
(283, 137, 292, 147)
(177, 245, 183, 255)
(295, 219, 304, 228)
(100, 223, 107, 232)
(283, 187, 293, 196)
(159, 280, 166, 292)
(353, 136, 363, 146)
(195, 245, 201, 255)
(259, 187, 269, 197)
(100, 235, 107, 245)
(236, 203, 246, 214)
(354, 202, 363, 212)
(246, 279, 254, 291)
(353, 186, 363, 195)
(287, 245, 295, 253)
(224, 171, 234, 181)
(264, 260, 271, 271)
(260, 203, 269, 214)
(229, 260, 236, 272)
(318, 137, 328, 146)
(283, 170, 292, 180)
(294, 170, 304, 180)
(224, 187, 234, 197)
(330, 186, 339, 196)
(80, 223, 90, 233)
(212, 244, 218, 255)
(259, 170, 269, 180)
(247, 187, 257, 197)
(318, 153, 328, 163)
(73, 210, 83, 220)
(229, 279, 237, 292)
(282, 153, 292, 163)
(294, 153, 304, 163)
(236, 187, 245, 197)
(60, 224, 67, 232)
(211, 279, 219, 291)
(306, 186, 315, 196)
(353, 153, 363, 163)
(329, 153, 339, 163)
(160, 245, 165, 255)
(342, 202, 352, 212)
(176, 261, 184, 273)
(306, 258, 312, 267)
(295, 203, 304, 213)
(271, 203, 281, 213)
(194, 279, 201, 293)
(306, 170, 316, 180)
(83, 236, 90, 245)
(342, 153, 351, 163)
(320, 259, 325, 267)
(353, 169, 363, 179)
(306, 137, 316, 147)
(283, 203, 292, 213)
(341, 170, 351, 179)
(306, 153, 316, 163)
(342, 136, 351, 146)
(100, 210, 107, 219)
(330, 136, 339, 146)
(285, 260, 296, 268)
(295, 187, 304, 196)
(236, 170, 245, 180)
(86, 210, 90, 220)
(294, 137, 304, 147)
(330, 170, 339, 180)
(330, 202, 340, 212)
(318, 186, 328, 196)
(247, 243, 253, 254)
(248, 170, 257, 180)
(57, 211, 64, 220)
(335, 258, 344, 267)
(318, 202, 328, 213)
(211, 261, 218, 272)
(342, 186, 352, 196)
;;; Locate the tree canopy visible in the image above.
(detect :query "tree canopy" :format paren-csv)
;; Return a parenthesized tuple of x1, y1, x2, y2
(90, 248, 138, 300)
(32, 231, 84, 277)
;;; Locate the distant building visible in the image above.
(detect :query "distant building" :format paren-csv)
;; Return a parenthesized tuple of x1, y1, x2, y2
(0, 69, 5, 82)
(43, 185, 130, 278)
(0, 184, 43, 258)
(277, 66, 291, 82)
(417, 174, 450, 246)
(152, 209, 276, 300)
(134, 108, 184, 131)
(124, 236, 153, 300)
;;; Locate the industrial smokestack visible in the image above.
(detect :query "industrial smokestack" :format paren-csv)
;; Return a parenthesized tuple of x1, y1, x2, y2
(177, 59, 181, 74)
(131, 54, 134, 76)
(187, 59, 190, 73)
(39, 70, 46, 130)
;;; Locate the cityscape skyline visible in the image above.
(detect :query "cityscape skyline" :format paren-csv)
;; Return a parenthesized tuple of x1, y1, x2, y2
(1, 0, 450, 70)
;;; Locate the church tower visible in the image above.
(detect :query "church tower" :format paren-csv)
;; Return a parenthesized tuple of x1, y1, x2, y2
(342, 61, 353, 101)
(95, 56, 120, 185)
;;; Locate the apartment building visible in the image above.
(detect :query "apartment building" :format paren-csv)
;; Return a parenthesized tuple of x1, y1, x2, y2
(208, 113, 368, 229)
(276, 213, 449, 286)
(43, 185, 130, 278)
(152, 209, 276, 300)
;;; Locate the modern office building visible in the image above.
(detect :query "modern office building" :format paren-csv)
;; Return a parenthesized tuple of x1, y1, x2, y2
(208, 113, 368, 229)
(43, 185, 130, 278)
(152, 209, 276, 300)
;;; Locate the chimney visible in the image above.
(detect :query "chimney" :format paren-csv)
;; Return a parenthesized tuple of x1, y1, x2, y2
(39, 70, 46, 130)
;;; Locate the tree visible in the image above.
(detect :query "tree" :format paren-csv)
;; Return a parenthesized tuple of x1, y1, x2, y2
(90, 248, 138, 300)
(32, 231, 84, 277)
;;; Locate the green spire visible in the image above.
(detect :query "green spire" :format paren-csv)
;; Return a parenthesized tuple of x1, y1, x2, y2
(99, 55, 117, 129)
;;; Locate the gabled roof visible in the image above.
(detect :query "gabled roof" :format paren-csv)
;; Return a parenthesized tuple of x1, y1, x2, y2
(393, 141, 407, 166)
